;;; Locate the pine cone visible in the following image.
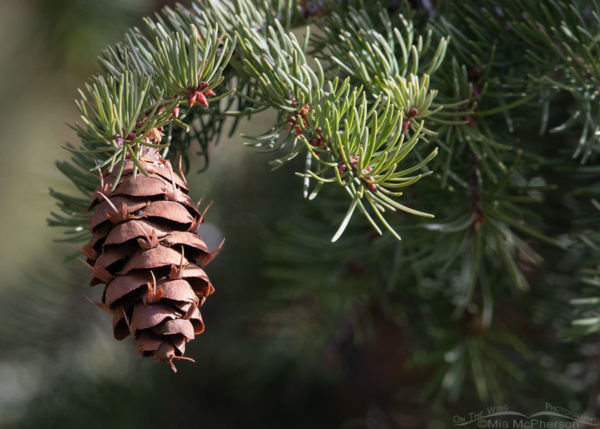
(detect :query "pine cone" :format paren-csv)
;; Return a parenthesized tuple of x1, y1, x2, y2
(83, 150, 221, 372)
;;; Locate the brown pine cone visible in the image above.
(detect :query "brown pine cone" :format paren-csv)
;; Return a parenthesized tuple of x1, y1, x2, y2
(82, 151, 221, 372)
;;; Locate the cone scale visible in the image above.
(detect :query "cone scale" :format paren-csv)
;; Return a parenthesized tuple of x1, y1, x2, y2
(82, 150, 220, 372)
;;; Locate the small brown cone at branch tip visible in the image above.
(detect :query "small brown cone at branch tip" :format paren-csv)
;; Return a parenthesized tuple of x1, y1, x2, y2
(83, 150, 221, 372)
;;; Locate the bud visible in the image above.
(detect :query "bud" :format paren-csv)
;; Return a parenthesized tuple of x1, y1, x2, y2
(310, 135, 323, 147)
(402, 118, 412, 131)
(299, 103, 310, 116)
(188, 91, 196, 107)
(465, 115, 475, 128)
(363, 177, 377, 193)
(195, 91, 208, 107)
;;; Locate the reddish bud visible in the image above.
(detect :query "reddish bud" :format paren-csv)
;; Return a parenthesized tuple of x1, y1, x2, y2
(294, 124, 303, 137)
(338, 162, 348, 175)
(402, 118, 412, 131)
(115, 135, 124, 147)
(310, 135, 323, 147)
(173, 105, 180, 117)
(363, 178, 377, 193)
(361, 166, 372, 174)
(195, 91, 208, 107)
(299, 103, 310, 116)
(197, 81, 209, 91)
(127, 132, 137, 141)
(188, 91, 196, 107)
(408, 107, 419, 118)
(465, 115, 475, 128)
(204, 89, 216, 97)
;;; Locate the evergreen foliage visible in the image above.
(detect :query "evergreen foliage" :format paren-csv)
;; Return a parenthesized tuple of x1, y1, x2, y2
(46, 0, 600, 423)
